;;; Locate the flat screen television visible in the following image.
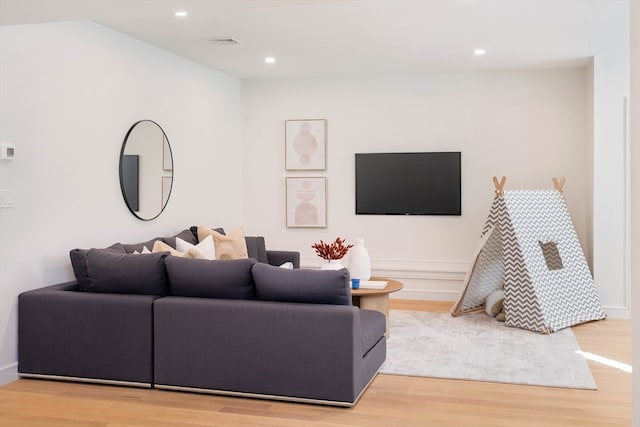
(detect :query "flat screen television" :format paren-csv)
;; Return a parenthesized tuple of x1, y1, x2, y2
(355, 152, 461, 215)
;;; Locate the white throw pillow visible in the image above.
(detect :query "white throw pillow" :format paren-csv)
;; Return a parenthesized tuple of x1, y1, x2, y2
(133, 246, 151, 255)
(279, 262, 294, 269)
(176, 235, 215, 260)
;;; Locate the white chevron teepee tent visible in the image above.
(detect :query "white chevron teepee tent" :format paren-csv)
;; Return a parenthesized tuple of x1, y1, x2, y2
(451, 177, 605, 334)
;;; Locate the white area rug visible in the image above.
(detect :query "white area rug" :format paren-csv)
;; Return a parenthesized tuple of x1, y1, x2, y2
(379, 310, 596, 389)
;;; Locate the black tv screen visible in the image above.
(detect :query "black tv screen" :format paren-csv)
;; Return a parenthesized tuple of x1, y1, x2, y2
(355, 152, 461, 215)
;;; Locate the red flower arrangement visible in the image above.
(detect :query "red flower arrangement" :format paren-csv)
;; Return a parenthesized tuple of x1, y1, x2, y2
(311, 237, 353, 260)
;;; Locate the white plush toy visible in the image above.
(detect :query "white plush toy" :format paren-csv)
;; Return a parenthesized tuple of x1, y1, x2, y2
(485, 289, 505, 322)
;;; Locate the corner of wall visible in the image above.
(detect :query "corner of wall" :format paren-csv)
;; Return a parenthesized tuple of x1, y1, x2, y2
(585, 59, 595, 271)
(0, 363, 18, 386)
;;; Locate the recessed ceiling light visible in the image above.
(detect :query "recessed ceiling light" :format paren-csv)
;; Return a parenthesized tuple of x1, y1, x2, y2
(174, 11, 188, 17)
(265, 57, 276, 64)
(474, 48, 486, 56)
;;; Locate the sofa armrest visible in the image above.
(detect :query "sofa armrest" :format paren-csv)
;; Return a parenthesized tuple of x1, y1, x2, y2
(154, 297, 366, 404)
(18, 282, 158, 385)
(266, 250, 300, 268)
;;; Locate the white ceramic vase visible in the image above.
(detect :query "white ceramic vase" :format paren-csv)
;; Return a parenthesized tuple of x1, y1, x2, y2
(348, 238, 371, 280)
(320, 259, 344, 270)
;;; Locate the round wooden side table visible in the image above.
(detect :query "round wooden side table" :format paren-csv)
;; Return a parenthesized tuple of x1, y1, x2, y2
(351, 277, 403, 337)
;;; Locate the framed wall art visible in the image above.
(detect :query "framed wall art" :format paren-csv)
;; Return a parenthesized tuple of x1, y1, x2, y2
(286, 177, 327, 228)
(285, 119, 326, 170)
(161, 176, 172, 208)
(163, 136, 173, 171)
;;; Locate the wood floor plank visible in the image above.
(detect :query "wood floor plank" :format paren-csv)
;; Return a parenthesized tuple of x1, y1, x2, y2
(0, 300, 631, 427)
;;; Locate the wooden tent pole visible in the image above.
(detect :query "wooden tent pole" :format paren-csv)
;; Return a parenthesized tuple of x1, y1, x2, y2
(552, 177, 566, 193)
(492, 176, 506, 196)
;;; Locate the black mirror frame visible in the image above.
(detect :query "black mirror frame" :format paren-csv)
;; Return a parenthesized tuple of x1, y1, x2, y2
(119, 119, 173, 221)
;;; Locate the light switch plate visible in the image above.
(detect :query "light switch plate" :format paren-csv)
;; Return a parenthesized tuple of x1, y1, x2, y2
(0, 190, 14, 208)
(0, 144, 15, 160)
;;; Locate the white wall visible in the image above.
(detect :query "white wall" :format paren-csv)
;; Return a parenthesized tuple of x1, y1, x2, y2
(242, 69, 591, 302)
(585, 60, 595, 269)
(592, 54, 631, 317)
(0, 21, 242, 383)
(629, 1, 639, 425)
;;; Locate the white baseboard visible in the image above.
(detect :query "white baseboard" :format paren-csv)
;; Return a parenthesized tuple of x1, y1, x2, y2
(0, 362, 18, 386)
(302, 256, 469, 302)
(603, 306, 631, 319)
(392, 288, 460, 302)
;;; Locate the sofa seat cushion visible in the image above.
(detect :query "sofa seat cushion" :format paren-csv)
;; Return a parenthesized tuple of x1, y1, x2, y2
(83, 249, 170, 295)
(359, 309, 386, 356)
(153, 298, 369, 404)
(165, 257, 256, 299)
(252, 263, 351, 305)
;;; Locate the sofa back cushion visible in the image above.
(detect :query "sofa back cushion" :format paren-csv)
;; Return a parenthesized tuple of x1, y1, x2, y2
(69, 243, 126, 289)
(165, 257, 256, 299)
(190, 225, 224, 242)
(244, 236, 269, 263)
(83, 249, 170, 295)
(252, 263, 352, 305)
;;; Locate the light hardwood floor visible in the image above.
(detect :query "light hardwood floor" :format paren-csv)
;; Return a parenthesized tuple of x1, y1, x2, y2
(0, 300, 631, 427)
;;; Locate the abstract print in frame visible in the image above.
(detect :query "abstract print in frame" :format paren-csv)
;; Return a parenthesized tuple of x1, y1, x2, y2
(286, 177, 327, 228)
(285, 119, 326, 170)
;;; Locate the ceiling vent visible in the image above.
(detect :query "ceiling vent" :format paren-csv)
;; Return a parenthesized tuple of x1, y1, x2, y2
(208, 37, 244, 46)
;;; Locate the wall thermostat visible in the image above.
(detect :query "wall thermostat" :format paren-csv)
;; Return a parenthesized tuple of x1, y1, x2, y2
(0, 143, 15, 160)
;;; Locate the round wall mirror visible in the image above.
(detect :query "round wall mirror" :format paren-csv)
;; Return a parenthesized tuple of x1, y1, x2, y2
(119, 120, 173, 221)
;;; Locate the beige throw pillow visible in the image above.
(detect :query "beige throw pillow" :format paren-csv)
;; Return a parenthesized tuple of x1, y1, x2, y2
(152, 240, 183, 257)
(197, 226, 248, 260)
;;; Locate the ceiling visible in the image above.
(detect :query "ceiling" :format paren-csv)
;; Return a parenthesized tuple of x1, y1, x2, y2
(0, 0, 629, 80)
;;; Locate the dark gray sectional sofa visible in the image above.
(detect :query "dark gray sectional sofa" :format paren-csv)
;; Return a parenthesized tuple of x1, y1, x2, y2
(18, 228, 386, 407)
